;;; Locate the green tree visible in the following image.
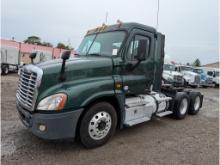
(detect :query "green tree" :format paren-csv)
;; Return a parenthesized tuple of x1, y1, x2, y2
(24, 36, 41, 44)
(192, 59, 201, 67)
(56, 42, 70, 49)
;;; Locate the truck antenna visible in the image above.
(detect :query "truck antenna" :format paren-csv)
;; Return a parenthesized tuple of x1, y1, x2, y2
(105, 12, 108, 24)
(156, 0, 160, 30)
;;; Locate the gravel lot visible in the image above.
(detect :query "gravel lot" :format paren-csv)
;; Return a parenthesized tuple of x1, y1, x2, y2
(1, 73, 219, 165)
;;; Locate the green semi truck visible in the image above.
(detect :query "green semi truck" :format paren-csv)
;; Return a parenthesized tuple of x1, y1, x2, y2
(16, 23, 203, 148)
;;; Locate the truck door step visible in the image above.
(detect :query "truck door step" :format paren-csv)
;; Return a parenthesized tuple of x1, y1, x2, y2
(156, 111, 173, 117)
(124, 117, 150, 127)
(124, 116, 150, 127)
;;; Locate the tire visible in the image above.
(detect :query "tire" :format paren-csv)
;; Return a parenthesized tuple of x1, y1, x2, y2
(79, 102, 117, 148)
(202, 85, 208, 88)
(214, 83, 219, 88)
(183, 80, 188, 87)
(2, 66, 9, 75)
(188, 92, 202, 115)
(190, 85, 197, 88)
(172, 92, 189, 119)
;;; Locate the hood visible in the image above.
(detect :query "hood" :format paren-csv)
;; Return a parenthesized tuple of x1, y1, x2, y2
(182, 70, 198, 76)
(37, 56, 113, 92)
(163, 70, 183, 76)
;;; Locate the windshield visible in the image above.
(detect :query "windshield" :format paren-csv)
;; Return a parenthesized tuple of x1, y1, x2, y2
(181, 66, 194, 72)
(193, 69, 203, 74)
(77, 31, 126, 56)
(163, 64, 175, 71)
(215, 71, 219, 77)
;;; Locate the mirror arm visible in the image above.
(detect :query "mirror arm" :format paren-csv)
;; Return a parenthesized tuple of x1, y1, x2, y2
(59, 59, 67, 81)
(127, 60, 141, 71)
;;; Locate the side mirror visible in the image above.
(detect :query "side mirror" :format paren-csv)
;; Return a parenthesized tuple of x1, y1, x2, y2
(59, 51, 71, 81)
(29, 52, 37, 64)
(61, 51, 71, 60)
(135, 39, 147, 61)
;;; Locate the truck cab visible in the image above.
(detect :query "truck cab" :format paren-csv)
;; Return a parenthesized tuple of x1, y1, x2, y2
(193, 67, 213, 87)
(205, 68, 220, 88)
(1, 46, 20, 75)
(176, 65, 200, 88)
(16, 23, 203, 148)
(162, 56, 184, 87)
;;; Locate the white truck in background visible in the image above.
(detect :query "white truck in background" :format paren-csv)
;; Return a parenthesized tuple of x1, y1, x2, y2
(162, 55, 184, 87)
(175, 65, 200, 88)
(163, 64, 184, 87)
(193, 67, 213, 88)
(1, 46, 20, 75)
(0, 46, 53, 75)
(21, 51, 53, 65)
(203, 67, 220, 88)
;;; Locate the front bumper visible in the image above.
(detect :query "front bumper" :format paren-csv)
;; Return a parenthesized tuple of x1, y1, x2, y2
(188, 82, 199, 86)
(16, 102, 83, 140)
(200, 80, 213, 87)
(172, 81, 184, 87)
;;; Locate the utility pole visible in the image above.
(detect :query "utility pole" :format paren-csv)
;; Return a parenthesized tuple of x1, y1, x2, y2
(156, 0, 160, 30)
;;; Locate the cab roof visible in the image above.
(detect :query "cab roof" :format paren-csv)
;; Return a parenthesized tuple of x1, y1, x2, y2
(86, 22, 157, 35)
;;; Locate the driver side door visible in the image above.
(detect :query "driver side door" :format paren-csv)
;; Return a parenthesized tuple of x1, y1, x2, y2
(121, 29, 155, 95)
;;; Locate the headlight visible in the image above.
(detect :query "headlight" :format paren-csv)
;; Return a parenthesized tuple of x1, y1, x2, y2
(37, 93, 67, 111)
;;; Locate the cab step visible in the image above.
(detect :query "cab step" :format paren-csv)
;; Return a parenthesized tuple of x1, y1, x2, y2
(124, 116, 150, 127)
(156, 111, 173, 117)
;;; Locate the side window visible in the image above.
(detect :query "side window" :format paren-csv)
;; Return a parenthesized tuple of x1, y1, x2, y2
(127, 35, 150, 61)
(207, 71, 213, 76)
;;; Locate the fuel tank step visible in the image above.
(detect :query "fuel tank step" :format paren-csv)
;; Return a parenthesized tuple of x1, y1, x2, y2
(124, 116, 150, 127)
(156, 111, 173, 117)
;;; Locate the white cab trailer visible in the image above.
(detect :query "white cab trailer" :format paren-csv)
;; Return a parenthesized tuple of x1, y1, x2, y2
(1, 46, 20, 75)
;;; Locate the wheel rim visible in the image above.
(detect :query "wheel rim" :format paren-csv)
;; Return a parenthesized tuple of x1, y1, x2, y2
(88, 111, 112, 140)
(5, 67, 8, 74)
(194, 96, 200, 111)
(179, 98, 188, 115)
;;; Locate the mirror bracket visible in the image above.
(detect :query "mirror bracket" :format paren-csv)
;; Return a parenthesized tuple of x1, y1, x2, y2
(59, 51, 71, 82)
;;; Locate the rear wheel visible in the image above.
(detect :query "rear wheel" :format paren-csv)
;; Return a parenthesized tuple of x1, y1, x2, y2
(173, 93, 189, 119)
(79, 102, 117, 148)
(2, 66, 9, 75)
(183, 79, 188, 87)
(190, 85, 198, 88)
(188, 92, 202, 115)
(214, 82, 219, 88)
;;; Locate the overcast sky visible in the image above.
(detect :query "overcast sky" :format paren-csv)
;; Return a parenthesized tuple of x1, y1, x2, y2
(1, 0, 219, 64)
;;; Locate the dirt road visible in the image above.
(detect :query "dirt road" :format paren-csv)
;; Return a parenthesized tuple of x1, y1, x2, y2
(1, 74, 219, 165)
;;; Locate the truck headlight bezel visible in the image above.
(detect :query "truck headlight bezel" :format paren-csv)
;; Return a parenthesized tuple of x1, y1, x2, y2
(37, 93, 67, 111)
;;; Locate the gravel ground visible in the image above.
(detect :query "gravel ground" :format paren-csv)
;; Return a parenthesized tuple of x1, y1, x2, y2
(1, 73, 219, 165)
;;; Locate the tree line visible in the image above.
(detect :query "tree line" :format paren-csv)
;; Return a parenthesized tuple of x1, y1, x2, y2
(23, 36, 72, 50)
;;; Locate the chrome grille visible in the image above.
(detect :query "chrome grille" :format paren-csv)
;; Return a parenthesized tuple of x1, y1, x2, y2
(207, 77, 213, 84)
(16, 65, 43, 111)
(174, 75, 183, 81)
(194, 75, 200, 84)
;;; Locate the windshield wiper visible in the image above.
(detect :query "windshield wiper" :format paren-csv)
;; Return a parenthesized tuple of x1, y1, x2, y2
(87, 53, 101, 56)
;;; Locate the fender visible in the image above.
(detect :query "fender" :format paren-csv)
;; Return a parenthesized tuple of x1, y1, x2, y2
(36, 76, 117, 111)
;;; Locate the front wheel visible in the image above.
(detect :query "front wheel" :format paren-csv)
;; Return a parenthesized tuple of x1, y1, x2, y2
(2, 66, 9, 75)
(79, 102, 117, 148)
